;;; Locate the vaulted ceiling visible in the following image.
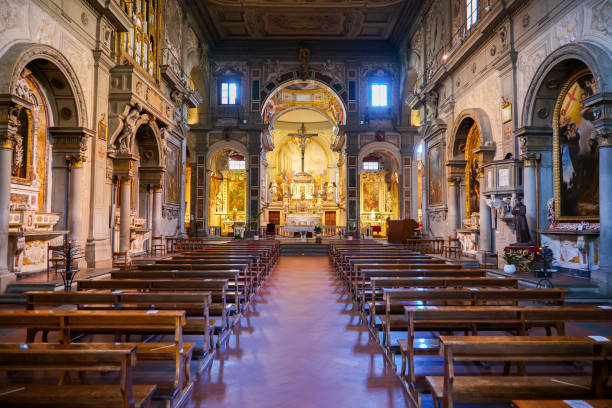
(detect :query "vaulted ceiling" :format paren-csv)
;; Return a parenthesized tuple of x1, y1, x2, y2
(184, 0, 422, 51)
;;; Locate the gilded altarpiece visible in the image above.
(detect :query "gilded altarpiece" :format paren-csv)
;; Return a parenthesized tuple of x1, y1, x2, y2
(360, 171, 398, 236)
(209, 170, 247, 235)
(9, 74, 61, 274)
(465, 123, 481, 217)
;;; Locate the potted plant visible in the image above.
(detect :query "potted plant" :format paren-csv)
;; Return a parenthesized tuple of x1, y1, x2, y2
(233, 233, 243, 240)
(249, 210, 263, 239)
(502, 252, 516, 274)
(314, 225, 323, 243)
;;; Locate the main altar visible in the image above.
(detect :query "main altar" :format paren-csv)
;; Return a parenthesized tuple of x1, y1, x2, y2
(263, 121, 343, 233)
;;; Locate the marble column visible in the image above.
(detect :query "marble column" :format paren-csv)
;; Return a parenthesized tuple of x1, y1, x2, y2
(152, 186, 162, 238)
(479, 175, 492, 258)
(119, 178, 131, 253)
(0, 144, 12, 275)
(447, 177, 460, 237)
(147, 188, 154, 230)
(522, 155, 538, 240)
(597, 135, 612, 294)
(68, 160, 85, 244)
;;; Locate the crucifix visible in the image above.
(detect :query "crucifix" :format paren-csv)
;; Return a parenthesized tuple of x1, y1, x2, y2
(288, 122, 317, 173)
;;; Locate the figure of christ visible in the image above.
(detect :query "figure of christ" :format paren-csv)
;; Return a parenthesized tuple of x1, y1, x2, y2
(288, 123, 318, 174)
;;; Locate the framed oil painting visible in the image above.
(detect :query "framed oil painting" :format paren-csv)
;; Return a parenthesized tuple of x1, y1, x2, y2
(362, 179, 380, 212)
(228, 178, 246, 212)
(428, 143, 443, 205)
(166, 144, 180, 203)
(553, 70, 599, 221)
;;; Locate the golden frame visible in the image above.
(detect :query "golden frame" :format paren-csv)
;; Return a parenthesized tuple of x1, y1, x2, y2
(553, 68, 598, 222)
(501, 99, 512, 124)
(11, 108, 33, 183)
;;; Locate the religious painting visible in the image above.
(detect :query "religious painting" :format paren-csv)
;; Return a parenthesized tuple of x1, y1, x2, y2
(501, 100, 512, 123)
(228, 178, 246, 212)
(554, 70, 599, 220)
(166, 144, 180, 203)
(11, 108, 31, 180)
(362, 178, 380, 212)
(428, 143, 443, 205)
(465, 123, 481, 216)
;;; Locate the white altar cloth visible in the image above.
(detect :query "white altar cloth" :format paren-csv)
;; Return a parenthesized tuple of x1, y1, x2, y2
(283, 225, 314, 233)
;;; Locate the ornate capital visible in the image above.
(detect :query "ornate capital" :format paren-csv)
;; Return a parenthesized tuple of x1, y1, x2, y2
(0, 104, 23, 149)
(49, 127, 93, 164)
(596, 130, 612, 147)
(447, 176, 461, 186)
(522, 152, 541, 167)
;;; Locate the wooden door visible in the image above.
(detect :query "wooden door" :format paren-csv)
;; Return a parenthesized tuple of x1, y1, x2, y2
(324, 211, 336, 226)
(269, 211, 281, 225)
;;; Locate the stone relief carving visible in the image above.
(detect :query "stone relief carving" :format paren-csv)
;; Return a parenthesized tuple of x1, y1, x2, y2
(555, 10, 579, 45)
(14, 75, 36, 105)
(592, 0, 612, 35)
(425, 90, 439, 122)
(411, 26, 422, 53)
(319, 59, 344, 84)
(427, 207, 447, 223)
(519, 44, 547, 89)
(360, 63, 397, 79)
(213, 61, 249, 77)
(0, 0, 20, 35)
(115, 103, 149, 153)
(162, 204, 180, 220)
(264, 59, 282, 83)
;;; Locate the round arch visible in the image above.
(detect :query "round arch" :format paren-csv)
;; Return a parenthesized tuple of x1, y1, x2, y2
(357, 141, 402, 169)
(521, 42, 612, 127)
(447, 108, 493, 160)
(0, 42, 88, 128)
(269, 105, 338, 128)
(206, 140, 249, 170)
(261, 78, 347, 125)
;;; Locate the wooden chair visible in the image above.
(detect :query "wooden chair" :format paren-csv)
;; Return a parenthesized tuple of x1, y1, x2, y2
(481, 251, 499, 270)
(442, 237, 461, 259)
(112, 251, 131, 270)
(265, 223, 276, 239)
(47, 245, 65, 282)
(151, 236, 166, 256)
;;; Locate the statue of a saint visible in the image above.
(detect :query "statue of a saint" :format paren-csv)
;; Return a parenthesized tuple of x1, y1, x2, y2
(327, 182, 336, 202)
(269, 182, 278, 202)
(511, 199, 532, 244)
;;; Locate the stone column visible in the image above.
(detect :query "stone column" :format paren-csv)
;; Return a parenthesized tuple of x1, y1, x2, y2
(479, 177, 492, 258)
(0, 105, 20, 277)
(152, 185, 163, 237)
(0, 142, 12, 275)
(447, 177, 460, 237)
(68, 160, 85, 244)
(119, 178, 131, 253)
(522, 154, 539, 240)
(596, 134, 612, 294)
(147, 188, 154, 230)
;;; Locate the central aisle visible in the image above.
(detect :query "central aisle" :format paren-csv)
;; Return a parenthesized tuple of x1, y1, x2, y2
(190, 255, 407, 408)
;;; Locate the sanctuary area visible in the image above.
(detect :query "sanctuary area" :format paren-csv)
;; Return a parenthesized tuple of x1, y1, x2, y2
(0, 1, 611, 407)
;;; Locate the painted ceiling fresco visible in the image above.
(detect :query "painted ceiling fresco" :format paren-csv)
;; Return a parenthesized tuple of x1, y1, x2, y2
(201, 0, 408, 40)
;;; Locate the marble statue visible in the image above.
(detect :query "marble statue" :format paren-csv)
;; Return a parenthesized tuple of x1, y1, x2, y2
(512, 199, 532, 244)
(116, 103, 142, 153)
(269, 182, 278, 201)
(327, 182, 336, 202)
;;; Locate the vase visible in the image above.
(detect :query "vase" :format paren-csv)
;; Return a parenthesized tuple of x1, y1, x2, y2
(503, 264, 516, 274)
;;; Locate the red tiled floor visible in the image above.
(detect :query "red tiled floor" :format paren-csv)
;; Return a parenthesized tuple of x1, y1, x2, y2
(189, 256, 408, 408)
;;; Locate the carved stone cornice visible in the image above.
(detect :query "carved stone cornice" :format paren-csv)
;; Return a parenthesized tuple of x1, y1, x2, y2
(514, 126, 553, 158)
(446, 159, 467, 181)
(139, 166, 166, 188)
(48, 127, 94, 165)
(522, 153, 541, 167)
(110, 152, 138, 180)
(583, 92, 612, 141)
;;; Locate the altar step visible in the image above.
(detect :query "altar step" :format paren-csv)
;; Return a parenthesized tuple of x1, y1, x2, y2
(280, 243, 328, 256)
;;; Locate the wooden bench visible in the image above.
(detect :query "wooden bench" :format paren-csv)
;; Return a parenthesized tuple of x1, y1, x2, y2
(24, 290, 216, 362)
(399, 305, 612, 404)
(0, 310, 192, 407)
(428, 336, 609, 408)
(76, 278, 234, 339)
(512, 400, 612, 408)
(0, 343, 156, 408)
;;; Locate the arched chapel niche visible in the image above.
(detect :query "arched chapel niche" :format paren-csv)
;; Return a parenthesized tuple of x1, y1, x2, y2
(358, 150, 401, 237)
(1, 43, 90, 275)
(260, 80, 346, 234)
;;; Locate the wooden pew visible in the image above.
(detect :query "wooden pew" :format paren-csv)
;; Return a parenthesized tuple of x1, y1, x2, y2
(0, 310, 192, 407)
(428, 336, 609, 408)
(399, 305, 612, 405)
(24, 291, 216, 362)
(512, 400, 612, 408)
(0, 343, 156, 408)
(109, 269, 247, 315)
(76, 279, 233, 336)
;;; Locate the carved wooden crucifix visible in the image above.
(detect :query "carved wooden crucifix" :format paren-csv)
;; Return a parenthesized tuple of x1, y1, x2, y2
(288, 122, 317, 173)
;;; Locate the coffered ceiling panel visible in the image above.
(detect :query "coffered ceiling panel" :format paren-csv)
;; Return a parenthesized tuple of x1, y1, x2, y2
(199, 0, 409, 40)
